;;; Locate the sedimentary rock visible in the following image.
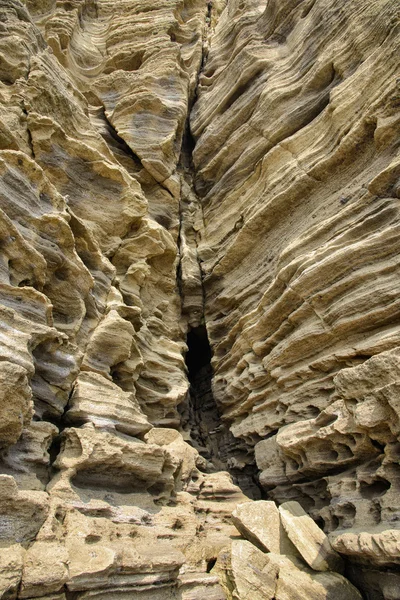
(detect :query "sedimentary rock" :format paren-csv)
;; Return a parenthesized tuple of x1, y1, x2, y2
(189, 0, 400, 595)
(0, 0, 399, 598)
(213, 540, 361, 600)
(279, 501, 343, 572)
(231, 500, 296, 555)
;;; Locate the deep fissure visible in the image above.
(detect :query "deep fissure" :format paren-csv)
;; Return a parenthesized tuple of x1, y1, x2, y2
(183, 323, 264, 498)
(175, 5, 263, 498)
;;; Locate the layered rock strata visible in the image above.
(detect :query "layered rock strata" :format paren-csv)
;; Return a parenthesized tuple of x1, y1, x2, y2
(0, 0, 245, 597)
(191, 0, 400, 596)
(0, 0, 399, 598)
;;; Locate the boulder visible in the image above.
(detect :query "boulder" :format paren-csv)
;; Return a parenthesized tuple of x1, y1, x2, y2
(279, 501, 344, 573)
(231, 500, 297, 555)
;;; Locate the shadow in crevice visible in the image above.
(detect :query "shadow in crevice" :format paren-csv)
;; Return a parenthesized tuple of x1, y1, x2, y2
(183, 325, 263, 499)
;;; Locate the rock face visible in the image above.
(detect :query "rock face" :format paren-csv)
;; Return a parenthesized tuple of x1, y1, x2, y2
(190, 0, 400, 597)
(0, 0, 399, 598)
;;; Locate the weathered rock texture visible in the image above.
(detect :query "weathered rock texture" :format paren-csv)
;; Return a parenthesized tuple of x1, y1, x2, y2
(0, 0, 399, 598)
(216, 500, 362, 600)
(190, 0, 400, 597)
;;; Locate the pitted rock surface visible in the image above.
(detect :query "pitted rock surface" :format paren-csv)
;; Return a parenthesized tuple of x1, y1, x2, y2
(0, 0, 399, 599)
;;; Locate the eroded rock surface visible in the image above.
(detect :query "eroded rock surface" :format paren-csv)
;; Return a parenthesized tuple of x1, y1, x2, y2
(0, 0, 399, 598)
(190, 0, 400, 596)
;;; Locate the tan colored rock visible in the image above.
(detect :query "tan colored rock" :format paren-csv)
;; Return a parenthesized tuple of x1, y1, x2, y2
(81, 310, 135, 376)
(20, 541, 69, 598)
(190, 0, 400, 578)
(49, 425, 177, 502)
(332, 529, 400, 568)
(232, 500, 297, 555)
(0, 421, 58, 490)
(0, 0, 399, 598)
(66, 372, 151, 437)
(0, 360, 33, 449)
(0, 544, 25, 600)
(0, 475, 49, 544)
(279, 501, 343, 573)
(275, 564, 363, 600)
(24, 596, 66, 600)
(215, 540, 278, 600)
(214, 540, 361, 600)
(145, 428, 199, 483)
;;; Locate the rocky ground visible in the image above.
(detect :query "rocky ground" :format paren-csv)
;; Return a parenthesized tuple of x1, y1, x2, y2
(0, 0, 399, 598)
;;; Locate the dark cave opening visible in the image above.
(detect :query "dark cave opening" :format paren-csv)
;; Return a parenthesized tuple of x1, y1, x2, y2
(183, 325, 263, 499)
(185, 325, 212, 383)
(183, 324, 223, 466)
(206, 557, 217, 572)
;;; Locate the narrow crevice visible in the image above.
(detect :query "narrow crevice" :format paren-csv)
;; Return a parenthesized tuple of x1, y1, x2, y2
(93, 105, 143, 170)
(182, 323, 263, 498)
(183, 324, 224, 467)
(176, 3, 263, 499)
(21, 105, 35, 159)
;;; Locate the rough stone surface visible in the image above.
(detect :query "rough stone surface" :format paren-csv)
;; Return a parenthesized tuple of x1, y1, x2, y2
(232, 500, 296, 555)
(0, 0, 399, 598)
(213, 540, 362, 600)
(279, 501, 344, 572)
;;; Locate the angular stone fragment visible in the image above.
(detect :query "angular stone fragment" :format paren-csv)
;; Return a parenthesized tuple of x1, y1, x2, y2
(19, 541, 69, 598)
(275, 562, 362, 600)
(66, 372, 151, 436)
(214, 541, 361, 600)
(214, 540, 278, 600)
(231, 500, 297, 555)
(0, 475, 49, 543)
(279, 501, 344, 573)
(179, 572, 227, 600)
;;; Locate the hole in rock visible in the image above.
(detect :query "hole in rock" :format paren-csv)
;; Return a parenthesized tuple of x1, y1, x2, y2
(185, 325, 212, 382)
(184, 325, 218, 461)
(71, 469, 156, 494)
(206, 557, 217, 572)
(172, 518, 183, 530)
(48, 435, 62, 468)
(337, 503, 356, 529)
(370, 501, 382, 524)
(359, 478, 390, 500)
(183, 326, 263, 498)
(331, 515, 340, 530)
(370, 439, 385, 454)
(85, 534, 101, 544)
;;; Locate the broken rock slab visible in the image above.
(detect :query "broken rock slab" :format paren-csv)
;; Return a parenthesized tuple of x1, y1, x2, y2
(279, 501, 344, 573)
(231, 500, 298, 555)
(213, 540, 361, 600)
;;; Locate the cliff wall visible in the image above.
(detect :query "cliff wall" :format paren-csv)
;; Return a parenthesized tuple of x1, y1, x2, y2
(0, 0, 399, 598)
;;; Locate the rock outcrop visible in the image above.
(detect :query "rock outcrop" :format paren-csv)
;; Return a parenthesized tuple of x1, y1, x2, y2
(216, 500, 362, 600)
(0, 0, 399, 598)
